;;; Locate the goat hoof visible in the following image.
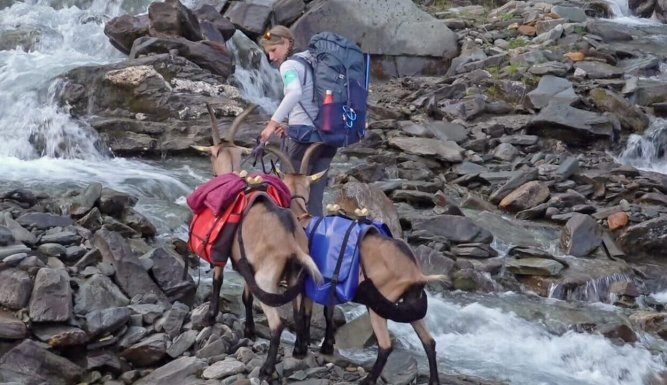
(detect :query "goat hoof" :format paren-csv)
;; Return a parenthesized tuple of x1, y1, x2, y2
(292, 345, 307, 359)
(203, 313, 216, 327)
(319, 343, 334, 355)
(244, 327, 256, 339)
(258, 365, 276, 382)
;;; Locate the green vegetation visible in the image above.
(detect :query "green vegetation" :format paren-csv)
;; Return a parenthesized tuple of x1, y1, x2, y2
(507, 37, 528, 49)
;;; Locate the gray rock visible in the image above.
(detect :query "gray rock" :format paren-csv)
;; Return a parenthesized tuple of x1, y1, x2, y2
(40, 230, 81, 245)
(527, 75, 578, 109)
(0, 339, 83, 385)
(0, 244, 30, 259)
(412, 215, 493, 244)
(141, 248, 195, 302)
(167, 329, 198, 358)
(16, 212, 73, 230)
(529, 61, 571, 77)
(121, 333, 169, 367)
(37, 243, 66, 258)
(0, 310, 27, 339)
(69, 182, 103, 217)
(561, 214, 603, 257)
(93, 229, 167, 301)
(202, 357, 245, 379)
(29, 268, 72, 322)
(0, 226, 15, 246)
(617, 215, 667, 259)
(492, 142, 519, 161)
(388, 137, 464, 162)
(291, 0, 459, 76)
(32, 324, 89, 348)
(551, 5, 588, 22)
(573, 61, 624, 79)
(526, 103, 614, 146)
(133, 356, 207, 385)
(499, 181, 550, 212)
(86, 307, 131, 338)
(556, 157, 580, 180)
(0, 268, 33, 309)
(505, 258, 565, 276)
(335, 313, 375, 350)
(2, 212, 37, 245)
(118, 326, 148, 349)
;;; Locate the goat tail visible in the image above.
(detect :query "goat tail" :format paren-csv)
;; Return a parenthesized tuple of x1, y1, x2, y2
(294, 247, 324, 285)
(420, 274, 450, 284)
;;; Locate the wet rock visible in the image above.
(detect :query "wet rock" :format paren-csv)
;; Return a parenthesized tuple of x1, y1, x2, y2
(551, 5, 588, 22)
(0, 339, 83, 385)
(560, 214, 603, 257)
(98, 188, 139, 218)
(499, 181, 550, 213)
(69, 182, 103, 217)
(29, 268, 72, 322)
(617, 215, 667, 259)
(2, 212, 37, 245)
(335, 313, 375, 350)
(104, 14, 150, 55)
(506, 258, 565, 276)
(589, 88, 649, 132)
(16, 212, 73, 230)
(412, 215, 493, 244)
(413, 245, 456, 276)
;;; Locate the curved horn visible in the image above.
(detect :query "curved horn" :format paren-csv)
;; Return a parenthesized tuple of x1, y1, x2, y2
(264, 144, 296, 174)
(205, 103, 221, 146)
(227, 104, 258, 145)
(300, 143, 322, 175)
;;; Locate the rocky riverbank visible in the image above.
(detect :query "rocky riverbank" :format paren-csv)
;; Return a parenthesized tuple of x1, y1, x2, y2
(2, 0, 667, 384)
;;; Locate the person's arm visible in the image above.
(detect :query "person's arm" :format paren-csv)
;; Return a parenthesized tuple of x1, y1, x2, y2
(261, 60, 303, 141)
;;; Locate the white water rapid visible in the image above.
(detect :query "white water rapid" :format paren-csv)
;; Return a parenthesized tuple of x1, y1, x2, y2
(1, 1, 666, 384)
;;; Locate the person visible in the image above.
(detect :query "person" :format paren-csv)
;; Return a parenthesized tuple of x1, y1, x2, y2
(259, 25, 337, 217)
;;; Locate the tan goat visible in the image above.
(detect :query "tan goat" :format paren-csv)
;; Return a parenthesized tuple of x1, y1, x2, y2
(192, 104, 323, 380)
(264, 144, 444, 385)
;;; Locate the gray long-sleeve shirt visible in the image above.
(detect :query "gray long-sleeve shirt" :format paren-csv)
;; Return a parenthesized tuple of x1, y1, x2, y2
(270, 51, 319, 127)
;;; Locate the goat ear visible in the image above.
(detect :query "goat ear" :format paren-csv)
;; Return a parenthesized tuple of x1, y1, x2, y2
(309, 169, 327, 183)
(191, 145, 211, 154)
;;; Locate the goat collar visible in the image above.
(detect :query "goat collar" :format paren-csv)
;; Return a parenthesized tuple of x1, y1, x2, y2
(290, 195, 310, 222)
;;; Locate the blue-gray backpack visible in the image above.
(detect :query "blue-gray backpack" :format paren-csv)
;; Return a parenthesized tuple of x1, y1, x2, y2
(291, 32, 371, 148)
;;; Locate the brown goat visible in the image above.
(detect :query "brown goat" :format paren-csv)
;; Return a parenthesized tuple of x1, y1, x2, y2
(265, 144, 444, 385)
(192, 104, 323, 380)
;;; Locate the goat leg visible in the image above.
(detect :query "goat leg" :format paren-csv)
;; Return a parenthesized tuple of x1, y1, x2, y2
(292, 295, 311, 358)
(319, 305, 336, 355)
(206, 266, 224, 326)
(242, 284, 256, 339)
(258, 305, 284, 381)
(360, 310, 393, 385)
(412, 318, 441, 385)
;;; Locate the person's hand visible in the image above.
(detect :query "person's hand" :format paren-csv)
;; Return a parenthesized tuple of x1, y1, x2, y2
(260, 120, 279, 142)
(275, 123, 288, 138)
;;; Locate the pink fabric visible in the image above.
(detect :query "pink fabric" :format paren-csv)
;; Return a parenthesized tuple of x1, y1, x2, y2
(187, 173, 292, 215)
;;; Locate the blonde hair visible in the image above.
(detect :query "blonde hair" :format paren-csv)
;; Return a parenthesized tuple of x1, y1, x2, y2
(260, 25, 294, 49)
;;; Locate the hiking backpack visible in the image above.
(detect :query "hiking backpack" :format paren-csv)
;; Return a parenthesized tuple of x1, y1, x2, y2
(292, 32, 371, 148)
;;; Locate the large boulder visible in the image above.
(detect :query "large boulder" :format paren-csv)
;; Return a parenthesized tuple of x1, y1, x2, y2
(617, 215, 667, 259)
(525, 103, 614, 146)
(291, 0, 459, 76)
(0, 339, 83, 385)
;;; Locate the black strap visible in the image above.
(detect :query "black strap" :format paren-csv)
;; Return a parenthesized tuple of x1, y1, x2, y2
(307, 216, 326, 252)
(327, 219, 358, 304)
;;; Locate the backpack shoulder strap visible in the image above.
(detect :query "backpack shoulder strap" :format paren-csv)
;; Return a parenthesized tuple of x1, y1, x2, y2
(288, 55, 313, 86)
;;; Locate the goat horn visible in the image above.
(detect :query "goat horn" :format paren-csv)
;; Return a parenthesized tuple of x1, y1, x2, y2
(227, 104, 258, 146)
(263, 144, 296, 174)
(205, 103, 221, 146)
(300, 143, 323, 175)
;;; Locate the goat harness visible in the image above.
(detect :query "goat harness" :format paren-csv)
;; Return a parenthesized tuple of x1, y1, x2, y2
(305, 214, 428, 322)
(187, 173, 290, 266)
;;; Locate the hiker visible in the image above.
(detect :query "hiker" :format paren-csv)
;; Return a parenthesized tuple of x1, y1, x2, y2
(259, 25, 336, 217)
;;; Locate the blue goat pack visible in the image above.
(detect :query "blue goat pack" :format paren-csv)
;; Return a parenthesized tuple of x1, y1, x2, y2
(304, 215, 393, 305)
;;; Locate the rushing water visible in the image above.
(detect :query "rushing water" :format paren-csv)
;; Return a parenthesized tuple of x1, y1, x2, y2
(1, 1, 666, 384)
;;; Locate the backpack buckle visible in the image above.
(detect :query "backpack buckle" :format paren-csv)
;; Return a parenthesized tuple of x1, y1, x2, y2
(342, 106, 357, 128)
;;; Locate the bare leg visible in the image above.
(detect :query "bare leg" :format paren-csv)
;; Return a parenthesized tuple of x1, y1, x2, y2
(320, 305, 335, 355)
(206, 266, 223, 325)
(360, 310, 392, 385)
(412, 318, 440, 385)
(242, 284, 255, 339)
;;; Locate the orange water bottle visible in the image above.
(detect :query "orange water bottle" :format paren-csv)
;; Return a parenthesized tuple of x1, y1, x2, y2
(321, 89, 334, 133)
